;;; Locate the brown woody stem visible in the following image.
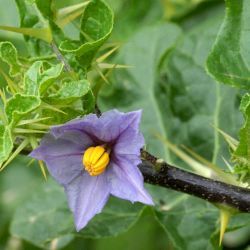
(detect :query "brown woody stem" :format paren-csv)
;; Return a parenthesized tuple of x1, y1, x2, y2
(139, 150, 250, 212)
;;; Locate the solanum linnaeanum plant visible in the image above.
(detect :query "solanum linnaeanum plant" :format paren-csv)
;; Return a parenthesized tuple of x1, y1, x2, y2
(30, 109, 153, 231)
(0, 0, 250, 248)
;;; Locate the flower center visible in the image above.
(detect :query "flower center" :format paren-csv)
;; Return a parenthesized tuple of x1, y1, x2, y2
(82, 146, 110, 176)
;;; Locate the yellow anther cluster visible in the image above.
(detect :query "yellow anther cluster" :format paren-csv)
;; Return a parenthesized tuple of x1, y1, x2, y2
(83, 146, 110, 176)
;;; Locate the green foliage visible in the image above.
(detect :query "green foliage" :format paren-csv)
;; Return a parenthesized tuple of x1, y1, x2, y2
(41, 108, 82, 126)
(10, 178, 144, 249)
(159, 10, 242, 166)
(108, 0, 163, 40)
(10, 179, 75, 249)
(14, 0, 53, 55)
(0, 125, 13, 166)
(82, 90, 95, 114)
(207, 0, 250, 89)
(0, 42, 95, 167)
(234, 94, 250, 161)
(101, 23, 182, 159)
(100, 14, 241, 166)
(162, 0, 208, 20)
(60, 0, 114, 68)
(6, 94, 41, 126)
(44, 79, 91, 105)
(0, 156, 41, 247)
(233, 93, 250, 181)
(0, 0, 250, 249)
(206, 0, 250, 181)
(97, 2, 247, 248)
(24, 61, 64, 96)
(0, 41, 21, 76)
(35, 0, 55, 19)
(0, 0, 108, 168)
(148, 185, 220, 250)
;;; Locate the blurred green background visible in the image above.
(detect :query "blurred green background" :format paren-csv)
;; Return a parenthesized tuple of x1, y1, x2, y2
(0, 0, 250, 249)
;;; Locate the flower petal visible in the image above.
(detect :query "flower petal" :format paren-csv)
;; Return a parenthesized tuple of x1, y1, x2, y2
(65, 173, 110, 231)
(30, 132, 90, 185)
(114, 127, 144, 158)
(51, 110, 143, 143)
(58, 130, 93, 148)
(107, 157, 153, 205)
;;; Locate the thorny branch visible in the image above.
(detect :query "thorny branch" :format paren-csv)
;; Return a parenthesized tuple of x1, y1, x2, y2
(139, 150, 250, 212)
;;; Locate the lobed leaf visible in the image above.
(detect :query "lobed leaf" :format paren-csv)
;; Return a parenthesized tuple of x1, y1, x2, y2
(60, 0, 114, 68)
(207, 0, 250, 89)
(23, 61, 43, 96)
(24, 61, 64, 96)
(43, 79, 91, 105)
(0, 41, 21, 77)
(5, 94, 41, 126)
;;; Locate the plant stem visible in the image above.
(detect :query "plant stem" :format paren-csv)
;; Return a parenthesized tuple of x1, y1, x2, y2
(139, 150, 250, 213)
(50, 41, 72, 72)
(18, 147, 250, 212)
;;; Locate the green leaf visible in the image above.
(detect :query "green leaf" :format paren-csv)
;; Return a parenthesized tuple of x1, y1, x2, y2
(24, 61, 64, 96)
(60, 0, 114, 68)
(233, 93, 250, 180)
(14, 0, 52, 56)
(148, 185, 220, 250)
(5, 94, 41, 126)
(100, 12, 242, 166)
(41, 107, 83, 125)
(10, 179, 74, 249)
(15, 0, 39, 30)
(10, 178, 144, 248)
(150, 185, 250, 249)
(35, 0, 66, 45)
(100, 23, 182, 159)
(0, 41, 21, 76)
(80, 197, 144, 238)
(99, 12, 243, 248)
(0, 125, 13, 167)
(206, 0, 250, 89)
(0, 156, 41, 230)
(39, 63, 64, 94)
(43, 79, 91, 105)
(108, 0, 163, 40)
(23, 61, 43, 96)
(35, 0, 54, 19)
(227, 213, 250, 230)
(82, 90, 95, 114)
(158, 13, 243, 166)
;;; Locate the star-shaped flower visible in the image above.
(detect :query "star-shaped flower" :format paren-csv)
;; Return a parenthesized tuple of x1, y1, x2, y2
(30, 109, 153, 231)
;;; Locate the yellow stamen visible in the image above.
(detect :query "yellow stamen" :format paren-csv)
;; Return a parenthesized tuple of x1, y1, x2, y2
(83, 146, 110, 176)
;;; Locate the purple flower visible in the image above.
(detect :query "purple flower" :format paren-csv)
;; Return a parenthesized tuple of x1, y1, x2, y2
(30, 109, 154, 231)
